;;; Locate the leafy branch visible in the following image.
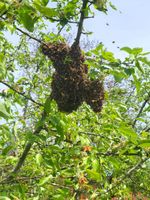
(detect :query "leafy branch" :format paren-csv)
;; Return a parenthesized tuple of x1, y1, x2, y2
(106, 157, 149, 194)
(133, 93, 150, 128)
(0, 96, 51, 183)
(0, 80, 43, 107)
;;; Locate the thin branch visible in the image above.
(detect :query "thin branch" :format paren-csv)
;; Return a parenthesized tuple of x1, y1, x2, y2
(0, 80, 43, 107)
(47, 17, 78, 24)
(97, 152, 143, 157)
(15, 27, 43, 44)
(1, 100, 50, 183)
(0, 16, 46, 45)
(132, 94, 150, 128)
(106, 157, 149, 194)
(74, 0, 89, 46)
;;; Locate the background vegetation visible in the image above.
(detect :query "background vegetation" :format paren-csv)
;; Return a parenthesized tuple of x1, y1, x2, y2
(0, 0, 150, 199)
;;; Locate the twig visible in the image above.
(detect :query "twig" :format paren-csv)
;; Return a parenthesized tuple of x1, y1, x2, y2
(74, 0, 89, 46)
(132, 94, 150, 128)
(0, 16, 46, 46)
(0, 80, 43, 107)
(47, 17, 78, 24)
(15, 27, 43, 44)
(106, 157, 149, 194)
(97, 152, 143, 157)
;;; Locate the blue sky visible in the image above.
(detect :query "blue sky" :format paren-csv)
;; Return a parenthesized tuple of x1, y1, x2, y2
(5, 0, 150, 57)
(84, 0, 150, 56)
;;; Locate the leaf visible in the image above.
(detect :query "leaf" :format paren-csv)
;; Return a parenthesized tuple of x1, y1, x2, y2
(138, 57, 150, 66)
(135, 60, 144, 73)
(109, 2, 117, 10)
(0, 2, 7, 15)
(138, 140, 150, 149)
(132, 48, 143, 55)
(86, 169, 101, 181)
(94, 0, 107, 13)
(34, 0, 49, 6)
(18, 4, 38, 32)
(38, 175, 52, 186)
(102, 51, 116, 62)
(34, 3, 57, 18)
(124, 68, 135, 76)
(132, 74, 141, 92)
(110, 69, 127, 82)
(0, 197, 11, 200)
(119, 123, 138, 143)
(120, 47, 132, 54)
(36, 153, 43, 165)
(0, 102, 10, 119)
(44, 97, 51, 114)
(2, 145, 13, 156)
(50, 116, 66, 139)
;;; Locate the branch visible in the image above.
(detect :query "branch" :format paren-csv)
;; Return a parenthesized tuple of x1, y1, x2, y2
(0, 80, 43, 107)
(74, 0, 89, 46)
(0, 99, 50, 183)
(132, 94, 150, 128)
(106, 157, 149, 194)
(97, 152, 142, 157)
(15, 27, 43, 44)
(47, 17, 78, 24)
(0, 16, 46, 45)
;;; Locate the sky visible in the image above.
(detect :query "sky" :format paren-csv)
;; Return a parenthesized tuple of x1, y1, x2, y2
(5, 0, 150, 57)
(84, 0, 150, 57)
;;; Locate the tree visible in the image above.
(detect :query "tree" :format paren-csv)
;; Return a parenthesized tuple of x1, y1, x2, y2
(0, 0, 150, 199)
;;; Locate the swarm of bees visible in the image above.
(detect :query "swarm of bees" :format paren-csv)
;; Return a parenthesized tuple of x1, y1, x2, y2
(41, 42, 104, 113)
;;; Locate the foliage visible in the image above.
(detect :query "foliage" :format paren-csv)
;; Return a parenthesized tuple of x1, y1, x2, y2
(0, 0, 150, 199)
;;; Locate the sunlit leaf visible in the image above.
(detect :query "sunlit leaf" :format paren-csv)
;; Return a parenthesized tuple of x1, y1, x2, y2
(0, 103, 10, 119)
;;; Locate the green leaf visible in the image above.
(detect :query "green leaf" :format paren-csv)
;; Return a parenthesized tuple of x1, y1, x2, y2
(0, 103, 10, 119)
(0, 197, 11, 200)
(132, 74, 141, 92)
(135, 60, 144, 73)
(0, 2, 8, 15)
(94, 0, 107, 13)
(110, 69, 127, 82)
(120, 47, 132, 54)
(44, 97, 51, 114)
(2, 145, 13, 156)
(86, 169, 101, 181)
(38, 175, 52, 186)
(18, 4, 38, 32)
(121, 47, 143, 56)
(138, 57, 150, 66)
(124, 68, 135, 76)
(50, 116, 66, 139)
(138, 140, 150, 148)
(119, 123, 138, 143)
(34, 0, 49, 6)
(36, 153, 43, 165)
(102, 51, 116, 62)
(132, 48, 143, 55)
(34, 3, 57, 18)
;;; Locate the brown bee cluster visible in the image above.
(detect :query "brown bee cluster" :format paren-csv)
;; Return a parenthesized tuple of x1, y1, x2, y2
(41, 42, 104, 113)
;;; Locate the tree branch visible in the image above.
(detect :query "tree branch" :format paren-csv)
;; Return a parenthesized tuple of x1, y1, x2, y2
(74, 0, 89, 46)
(15, 27, 43, 44)
(0, 80, 43, 107)
(106, 157, 149, 194)
(132, 94, 150, 128)
(0, 99, 50, 183)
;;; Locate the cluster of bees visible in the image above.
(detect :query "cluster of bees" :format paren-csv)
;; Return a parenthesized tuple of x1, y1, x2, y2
(41, 42, 104, 113)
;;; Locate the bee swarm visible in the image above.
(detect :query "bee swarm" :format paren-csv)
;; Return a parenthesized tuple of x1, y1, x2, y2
(41, 42, 104, 113)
